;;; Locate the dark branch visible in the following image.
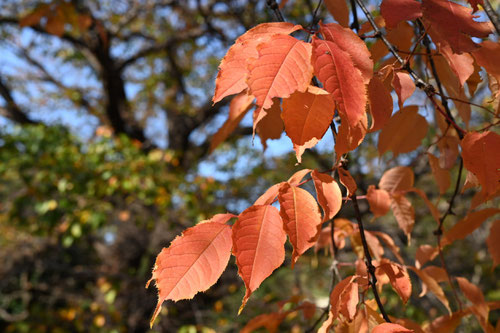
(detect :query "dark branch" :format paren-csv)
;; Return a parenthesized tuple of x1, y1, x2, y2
(0, 76, 38, 124)
(483, 0, 500, 35)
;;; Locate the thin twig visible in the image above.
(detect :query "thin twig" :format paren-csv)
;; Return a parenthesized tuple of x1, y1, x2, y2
(308, 0, 323, 31)
(435, 158, 464, 310)
(350, 0, 360, 32)
(483, 0, 500, 35)
(351, 195, 392, 322)
(266, 0, 285, 22)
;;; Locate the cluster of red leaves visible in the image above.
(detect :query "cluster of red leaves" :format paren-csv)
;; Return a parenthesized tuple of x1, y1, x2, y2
(148, 0, 500, 330)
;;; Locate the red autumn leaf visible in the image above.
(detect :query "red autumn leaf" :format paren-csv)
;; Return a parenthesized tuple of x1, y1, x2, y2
(378, 106, 428, 157)
(299, 301, 317, 320)
(456, 277, 489, 328)
(366, 185, 391, 218)
(312, 36, 367, 128)
(432, 52, 472, 125)
(340, 281, 359, 321)
(240, 311, 289, 333)
(232, 205, 287, 313)
(311, 170, 342, 221)
(442, 208, 500, 245)
(278, 183, 322, 267)
(324, 0, 350, 27)
(440, 44, 474, 87)
(377, 259, 412, 304)
(428, 310, 469, 332)
(486, 220, 500, 268)
(288, 168, 312, 186)
(379, 166, 414, 193)
(428, 153, 451, 194)
(254, 182, 284, 205)
(421, 0, 492, 53)
(380, 0, 422, 29)
(372, 231, 405, 264)
(335, 111, 368, 158)
(19, 3, 50, 27)
(415, 244, 438, 269)
(210, 91, 254, 152)
(392, 71, 416, 109)
(367, 75, 393, 132)
(338, 167, 358, 197)
(147, 221, 233, 327)
(281, 86, 335, 162)
(372, 323, 414, 333)
(437, 135, 460, 169)
(256, 98, 284, 149)
(248, 34, 313, 111)
(321, 275, 358, 331)
(409, 266, 451, 313)
(473, 41, 500, 95)
(390, 193, 415, 238)
(461, 131, 500, 198)
(213, 22, 302, 103)
(319, 22, 373, 84)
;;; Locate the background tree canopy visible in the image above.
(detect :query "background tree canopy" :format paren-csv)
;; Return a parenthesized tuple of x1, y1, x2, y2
(0, 0, 499, 332)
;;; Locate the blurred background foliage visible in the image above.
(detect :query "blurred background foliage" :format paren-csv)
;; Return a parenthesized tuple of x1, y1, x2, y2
(0, 0, 498, 332)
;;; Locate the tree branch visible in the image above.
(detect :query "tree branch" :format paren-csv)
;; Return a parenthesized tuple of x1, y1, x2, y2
(483, 0, 500, 35)
(0, 76, 38, 124)
(351, 194, 392, 323)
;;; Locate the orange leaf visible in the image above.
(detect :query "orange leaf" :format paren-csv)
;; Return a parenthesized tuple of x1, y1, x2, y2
(278, 183, 322, 267)
(147, 221, 232, 327)
(319, 22, 373, 84)
(456, 277, 489, 328)
(248, 34, 313, 111)
(210, 91, 254, 152)
(322, 275, 358, 331)
(378, 106, 428, 157)
(379, 166, 414, 193)
(241, 311, 288, 333)
(372, 231, 405, 264)
(437, 135, 460, 169)
(281, 86, 335, 162)
(335, 111, 368, 158)
(409, 266, 451, 313)
(340, 281, 359, 321)
(213, 22, 302, 103)
(392, 72, 415, 109)
(428, 153, 451, 194)
(367, 75, 393, 132)
(422, 0, 492, 53)
(312, 37, 367, 128)
(461, 131, 500, 198)
(288, 169, 312, 186)
(372, 323, 413, 333)
(440, 44, 474, 87)
(233, 205, 286, 313)
(442, 208, 500, 245)
(339, 167, 357, 197)
(254, 183, 284, 205)
(473, 41, 500, 95)
(486, 220, 500, 268)
(390, 194, 415, 239)
(366, 185, 391, 218)
(377, 259, 412, 303)
(256, 99, 284, 149)
(415, 244, 438, 269)
(324, 0, 350, 27)
(311, 170, 342, 221)
(19, 4, 50, 27)
(380, 0, 422, 29)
